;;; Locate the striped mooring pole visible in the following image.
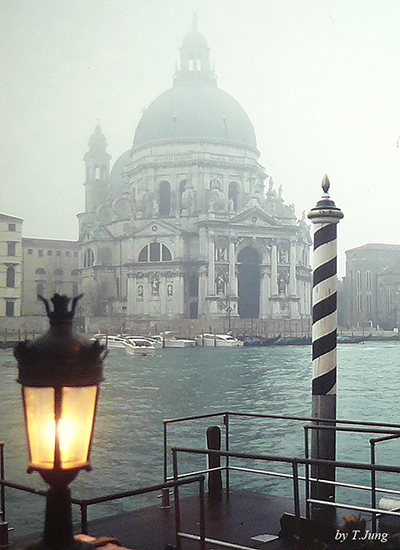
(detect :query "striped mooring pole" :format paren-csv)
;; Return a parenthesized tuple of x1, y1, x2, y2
(307, 175, 343, 520)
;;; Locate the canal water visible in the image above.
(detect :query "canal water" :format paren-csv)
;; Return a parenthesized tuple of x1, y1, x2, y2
(1, 341, 400, 538)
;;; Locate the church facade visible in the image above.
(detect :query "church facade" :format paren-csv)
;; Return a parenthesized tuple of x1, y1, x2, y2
(78, 23, 312, 325)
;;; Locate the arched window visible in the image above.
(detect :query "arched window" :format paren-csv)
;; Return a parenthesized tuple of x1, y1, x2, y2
(138, 243, 172, 262)
(84, 248, 95, 268)
(35, 268, 46, 276)
(159, 181, 171, 216)
(162, 244, 172, 261)
(138, 246, 148, 262)
(54, 269, 64, 277)
(228, 182, 240, 211)
(6, 266, 15, 288)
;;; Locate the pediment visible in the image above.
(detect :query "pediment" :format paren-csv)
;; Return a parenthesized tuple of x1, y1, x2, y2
(230, 206, 282, 227)
(129, 219, 182, 238)
(78, 223, 114, 243)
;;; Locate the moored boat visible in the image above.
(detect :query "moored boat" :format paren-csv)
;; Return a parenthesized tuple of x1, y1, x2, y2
(195, 333, 244, 347)
(97, 335, 127, 350)
(150, 332, 196, 348)
(242, 336, 279, 346)
(124, 337, 156, 356)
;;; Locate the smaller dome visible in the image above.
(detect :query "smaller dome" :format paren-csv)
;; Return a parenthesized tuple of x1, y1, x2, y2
(89, 124, 108, 152)
(181, 13, 209, 49)
(181, 29, 209, 49)
(109, 150, 131, 188)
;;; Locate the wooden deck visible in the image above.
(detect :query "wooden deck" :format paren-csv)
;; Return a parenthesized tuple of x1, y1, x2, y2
(10, 489, 293, 550)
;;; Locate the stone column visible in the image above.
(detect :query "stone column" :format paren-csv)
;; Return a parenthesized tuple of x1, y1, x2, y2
(177, 270, 185, 315)
(228, 238, 236, 295)
(271, 242, 278, 295)
(208, 236, 215, 295)
(289, 239, 297, 296)
(198, 265, 207, 316)
(126, 274, 135, 316)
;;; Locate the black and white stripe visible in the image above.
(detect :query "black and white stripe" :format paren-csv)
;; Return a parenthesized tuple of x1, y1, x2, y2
(311, 222, 338, 396)
(308, 176, 343, 399)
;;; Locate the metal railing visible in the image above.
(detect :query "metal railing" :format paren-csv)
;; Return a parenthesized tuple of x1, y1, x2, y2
(4, 412, 400, 549)
(171, 445, 400, 549)
(0, 442, 207, 549)
(163, 410, 400, 546)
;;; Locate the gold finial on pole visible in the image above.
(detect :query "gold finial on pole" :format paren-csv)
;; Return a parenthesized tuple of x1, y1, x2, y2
(322, 174, 330, 195)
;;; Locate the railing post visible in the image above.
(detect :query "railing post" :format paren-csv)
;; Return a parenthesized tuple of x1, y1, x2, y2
(0, 445, 8, 550)
(206, 426, 222, 501)
(0, 522, 8, 550)
(370, 439, 377, 533)
(172, 448, 181, 550)
(161, 421, 170, 508)
(292, 458, 301, 535)
(0, 444, 5, 523)
(304, 427, 311, 520)
(199, 476, 206, 550)
(80, 503, 88, 535)
(224, 413, 230, 497)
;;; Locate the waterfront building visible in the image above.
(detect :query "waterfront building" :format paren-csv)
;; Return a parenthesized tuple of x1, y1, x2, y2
(0, 215, 79, 333)
(78, 22, 312, 325)
(343, 243, 400, 329)
(0, 213, 23, 318)
(21, 237, 79, 317)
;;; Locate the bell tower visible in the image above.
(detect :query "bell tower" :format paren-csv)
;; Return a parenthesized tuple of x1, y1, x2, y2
(83, 124, 111, 213)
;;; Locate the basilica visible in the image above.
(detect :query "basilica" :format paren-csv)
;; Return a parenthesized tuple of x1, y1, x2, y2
(77, 22, 312, 324)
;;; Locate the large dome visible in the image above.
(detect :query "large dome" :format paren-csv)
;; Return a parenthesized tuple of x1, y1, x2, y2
(133, 80, 257, 152)
(132, 22, 257, 153)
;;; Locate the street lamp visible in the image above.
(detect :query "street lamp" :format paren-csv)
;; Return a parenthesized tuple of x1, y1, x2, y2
(14, 294, 105, 550)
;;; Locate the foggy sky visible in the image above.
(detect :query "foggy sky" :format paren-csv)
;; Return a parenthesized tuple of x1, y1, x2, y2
(1, 0, 400, 276)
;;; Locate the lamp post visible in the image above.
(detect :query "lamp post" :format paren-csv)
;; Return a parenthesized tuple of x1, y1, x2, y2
(14, 294, 105, 550)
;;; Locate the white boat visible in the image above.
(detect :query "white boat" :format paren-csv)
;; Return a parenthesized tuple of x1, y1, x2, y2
(164, 337, 196, 348)
(124, 337, 156, 356)
(150, 332, 196, 348)
(195, 333, 244, 347)
(97, 335, 127, 350)
(143, 336, 164, 349)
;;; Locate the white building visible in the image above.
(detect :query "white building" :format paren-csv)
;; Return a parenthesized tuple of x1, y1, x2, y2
(78, 22, 311, 325)
(0, 213, 23, 318)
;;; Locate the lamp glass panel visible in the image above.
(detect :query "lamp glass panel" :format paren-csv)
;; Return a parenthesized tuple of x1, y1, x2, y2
(23, 387, 56, 469)
(59, 386, 98, 469)
(23, 385, 98, 470)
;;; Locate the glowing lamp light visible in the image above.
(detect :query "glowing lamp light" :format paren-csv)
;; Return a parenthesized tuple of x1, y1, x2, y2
(23, 385, 98, 472)
(14, 294, 105, 549)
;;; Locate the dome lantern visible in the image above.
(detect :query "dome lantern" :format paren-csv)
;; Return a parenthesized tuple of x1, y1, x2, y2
(174, 15, 216, 86)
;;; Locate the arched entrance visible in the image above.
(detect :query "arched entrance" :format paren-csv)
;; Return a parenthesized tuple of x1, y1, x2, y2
(238, 247, 261, 318)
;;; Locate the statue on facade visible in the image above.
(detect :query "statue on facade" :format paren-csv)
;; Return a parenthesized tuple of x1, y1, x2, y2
(181, 180, 196, 216)
(209, 179, 225, 212)
(151, 278, 160, 296)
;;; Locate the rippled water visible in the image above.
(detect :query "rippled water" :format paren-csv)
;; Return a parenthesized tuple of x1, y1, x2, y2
(2, 341, 400, 538)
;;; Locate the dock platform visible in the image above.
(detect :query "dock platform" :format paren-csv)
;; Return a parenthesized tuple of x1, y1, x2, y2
(11, 489, 292, 550)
